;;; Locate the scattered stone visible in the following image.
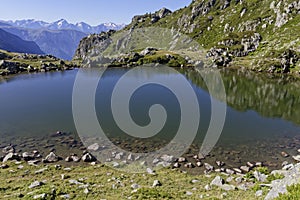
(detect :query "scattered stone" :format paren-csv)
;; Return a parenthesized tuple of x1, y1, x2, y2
(131, 183, 140, 189)
(69, 179, 83, 185)
(22, 152, 36, 161)
(255, 190, 263, 197)
(204, 184, 212, 191)
(235, 177, 243, 184)
(178, 157, 187, 163)
(216, 161, 225, 167)
(196, 161, 203, 167)
(115, 152, 124, 160)
(33, 193, 46, 199)
(292, 155, 300, 162)
(28, 160, 40, 165)
(82, 153, 96, 162)
(161, 155, 175, 163)
(186, 191, 193, 196)
(152, 180, 162, 187)
(210, 176, 225, 187)
(233, 168, 242, 174)
(204, 163, 214, 171)
(60, 194, 70, 199)
(184, 163, 195, 168)
(127, 154, 134, 161)
(87, 143, 100, 151)
(254, 171, 267, 182)
(0, 164, 9, 169)
(281, 151, 289, 158)
(220, 184, 236, 191)
(282, 163, 294, 171)
(2, 146, 15, 154)
(226, 176, 233, 183)
(29, 181, 44, 189)
(240, 166, 250, 173)
(247, 162, 255, 168)
(237, 184, 248, 191)
(282, 161, 289, 167)
(83, 188, 89, 194)
(3, 153, 21, 162)
(35, 168, 47, 174)
(191, 180, 199, 184)
(146, 168, 155, 175)
(255, 162, 263, 167)
(173, 162, 180, 168)
(43, 152, 61, 163)
(225, 169, 235, 175)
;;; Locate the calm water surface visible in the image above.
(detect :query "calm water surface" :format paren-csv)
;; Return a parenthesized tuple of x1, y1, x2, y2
(1, 68, 300, 168)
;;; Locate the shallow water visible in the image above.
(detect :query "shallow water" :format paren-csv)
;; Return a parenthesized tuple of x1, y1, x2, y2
(1, 68, 300, 169)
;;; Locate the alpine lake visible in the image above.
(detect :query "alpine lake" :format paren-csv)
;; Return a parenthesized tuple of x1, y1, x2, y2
(1, 67, 300, 173)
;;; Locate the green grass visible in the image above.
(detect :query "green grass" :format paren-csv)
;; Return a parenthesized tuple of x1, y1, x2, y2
(0, 161, 264, 200)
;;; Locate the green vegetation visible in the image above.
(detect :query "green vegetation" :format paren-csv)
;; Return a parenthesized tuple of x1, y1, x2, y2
(0, 161, 269, 200)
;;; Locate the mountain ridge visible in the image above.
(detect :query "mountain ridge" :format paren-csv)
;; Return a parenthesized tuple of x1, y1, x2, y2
(0, 28, 44, 55)
(0, 19, 125, 34)
(74, 0, 300, 75)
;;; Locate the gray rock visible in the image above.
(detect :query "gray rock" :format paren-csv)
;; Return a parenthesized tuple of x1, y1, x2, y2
(292, 155, 300, 162)
(255, 190, 263, 197)
(22, 152, 36, 161)
(3, 153, 21, 162)
(152, 180, 162, 187)
(210, 176, 225, 187)
(186, 191, 193, 196)
(216, 161, 225, 167)
(177, 157, 187, 163)
(196, 161, 203, 167)
(282, 163, 294, 170)
(240, 166, 250, 173)
(204, 184, 212, 191)
(82, 153, 96, 162)
(220, 184, 235, 191)
(2, 146, 15, 154)
(69, 179, 83, 185)
(254, 171, 267, 182)
(173, 162, 180, 168)
(146, 168, 155, 175)
(131, 183, 140, 189)
(204, 163, 214, 171)
(161, 155, 175, 163)
(35, 168, 48, 174)
(43, 152, 60, 163)
(237, 184, 248, 191)
(33, 193, 46, 199)
(87, 143, 99, 151)
(235, 177, 243, 184)
(225, 169, 235, 175)
(184, 163, 195, 168)
(29, 181, 44, 189)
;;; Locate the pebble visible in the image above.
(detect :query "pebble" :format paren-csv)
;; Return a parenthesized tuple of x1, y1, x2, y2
(184, 163, 195, 168)
(29, 181, 44, 189)
(152, 180, 162, 187)
(35, 168, 47, 174)
(225, 169, 235, 175)
(191, 180, 199, 184)
(204, 184, 211, 191)
(196, 161, 202, 167)
(233, 168, 242, 174)
(87, 143, 100, 151)
(240, 166, 250, 173)
(216, 161, 225, 167)
(131, 183, 140, 189)
(33, 193, 46, 199)
(292, 155, 300, 162)
(178, 157, 187, 163)
(247, 162, 255, 168)
(210, 176, 224, 187)
(281, 152, 289, 158)
(204, 163, 214, 171)
(173, 162, 180, 168)
(255, 190, 263, 197)
(83, 188, 89, 194)
(146, 168, 155, 175)
(186, 191, 193, 196)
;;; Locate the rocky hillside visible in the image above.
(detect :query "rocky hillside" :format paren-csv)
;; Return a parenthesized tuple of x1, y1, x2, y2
(74, 0, 300, 74)
(0, 28, 44, 55)
(0, 50, 78, 76)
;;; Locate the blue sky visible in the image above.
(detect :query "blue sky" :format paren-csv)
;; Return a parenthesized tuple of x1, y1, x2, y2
(1, 0, 192, 25)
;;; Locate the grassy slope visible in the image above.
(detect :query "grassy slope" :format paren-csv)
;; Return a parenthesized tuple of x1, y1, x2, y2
(0, 161, 273, 200)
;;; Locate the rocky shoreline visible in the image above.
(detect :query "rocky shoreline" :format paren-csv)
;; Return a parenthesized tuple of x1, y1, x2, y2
(1, 131, 300, 199)
(0, 50, 79, 76)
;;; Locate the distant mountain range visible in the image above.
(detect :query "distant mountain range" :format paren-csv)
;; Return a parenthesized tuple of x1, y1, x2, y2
(0, 19, 125, 34)
(0, 19, 125, 60)
(0, 28, 44, 55)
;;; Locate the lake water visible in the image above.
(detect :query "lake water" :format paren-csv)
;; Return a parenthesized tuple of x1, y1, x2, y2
(1, 68, 300, 170)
